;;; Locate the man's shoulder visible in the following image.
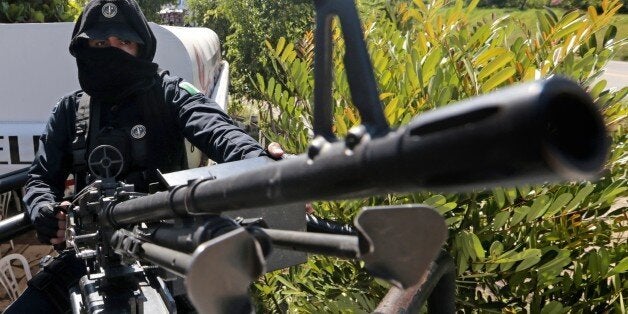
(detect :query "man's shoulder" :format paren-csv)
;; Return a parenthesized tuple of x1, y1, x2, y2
(53, 90, 84, 114)
(158, 72, 202, 96)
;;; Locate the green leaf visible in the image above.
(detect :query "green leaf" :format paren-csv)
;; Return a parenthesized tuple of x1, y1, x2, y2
(544, 193, 573, 217)
(468, 24, 489, 47)
(275, 274, 299, 291)
(527, 195, 550, 222)
(275, 37, 286, 56)
(552, 19, 585, 42)
(466, 0, 480, 13)
(589, 80, 607, 99)
(436, 202, 457, 215)
(608, 257, 628, 276)
(255, 73, 265, 92)
(516, 250, 542, 271)
(445, 216, 463, 226)
(489, 241, 504, 257)
(518, 185, 531, 198)
(471, 232, 485, 261)
(493, 188, 506, 208)
(424, 195, 447, 207)
(492, 211, 510, 230)
(595, 180, 627, 205)
(541, 301, 564, 314)
(462, 232, 476, 261)
(566, 184, 594, 212)
(536, 10, 551, 34)
(478, 52, 514, 80)
(481, 66, 516, 92)
(421, 48, 442, 84)
(588, 33, 597, 51)
(267, 77, 276, 98)
(588, 253, 600, 281)
(511, 206, 529, 225)
(473, 47, 509, 67)
(32, 10, 45, 22)
(603, 25, 617, 47)
(545, 8, 559, 23)
(505, 188, 518, 204)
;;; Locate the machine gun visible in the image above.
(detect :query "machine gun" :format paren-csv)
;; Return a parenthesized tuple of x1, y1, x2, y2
(0, 0, 609, 312)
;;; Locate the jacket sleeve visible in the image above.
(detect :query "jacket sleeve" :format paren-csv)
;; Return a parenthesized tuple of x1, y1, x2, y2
(163, 77, 268, 163)
(23, 96, 75, 222)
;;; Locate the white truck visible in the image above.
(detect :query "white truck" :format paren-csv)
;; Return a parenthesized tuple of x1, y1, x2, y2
(0, 22, 229, 176)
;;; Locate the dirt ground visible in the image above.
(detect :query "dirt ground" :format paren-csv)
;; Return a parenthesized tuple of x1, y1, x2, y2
(0, 194, 56, 312)
(0, 229, 56, 311)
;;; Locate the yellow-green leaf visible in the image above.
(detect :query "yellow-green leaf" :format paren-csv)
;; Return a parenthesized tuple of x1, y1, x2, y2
(516, 251, 541, 271)
(478, 52, 514, 80)
(473, 47, 509, 67)
(544, 193, 573, 217)
(493, 188, 506, 208)
(481, 66, 516, 92)
(471, 233, 485, 261)
(552, 19, 586, 42)
(276, 37, 286, 56)
(492, 211, 510, 230)
(608, 257, 628, 276)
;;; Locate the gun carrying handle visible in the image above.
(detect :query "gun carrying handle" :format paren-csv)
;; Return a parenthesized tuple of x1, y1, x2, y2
(313, 0, 390, 141)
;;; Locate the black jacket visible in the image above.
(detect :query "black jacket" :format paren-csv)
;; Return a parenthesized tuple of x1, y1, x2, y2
(23, 75, 266, 223)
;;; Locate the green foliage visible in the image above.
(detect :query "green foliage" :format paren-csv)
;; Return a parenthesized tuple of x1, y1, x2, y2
(0, 0, 81, 22)
(133, 0, 176, 22)
(72, 0, 175, 21)
(0, 0, 176, 23)
(476, 0, 605, 10)
(248, 0, 627, 311)
(186, 0, 313, 96)
(253, 256, 387, 312)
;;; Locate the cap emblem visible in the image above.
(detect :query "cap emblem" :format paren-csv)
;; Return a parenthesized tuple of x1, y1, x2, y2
(131, 125, 147, 139)
(102, 2, 118, 18)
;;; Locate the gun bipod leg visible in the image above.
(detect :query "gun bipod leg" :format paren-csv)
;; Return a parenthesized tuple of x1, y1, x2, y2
(373, 250, 456, 313)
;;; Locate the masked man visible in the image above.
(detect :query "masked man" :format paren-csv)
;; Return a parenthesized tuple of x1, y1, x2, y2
(6, 0, 285, 312)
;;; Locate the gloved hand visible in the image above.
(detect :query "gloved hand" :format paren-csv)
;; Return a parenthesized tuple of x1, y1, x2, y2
(32, 201, 69, 245)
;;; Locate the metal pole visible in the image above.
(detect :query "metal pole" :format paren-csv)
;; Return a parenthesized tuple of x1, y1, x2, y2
(261, 228, 360, 258)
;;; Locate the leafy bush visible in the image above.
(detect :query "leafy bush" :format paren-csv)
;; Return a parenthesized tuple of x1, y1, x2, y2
(186, 0, 313, 97)
(0, 0, 81, 22)
(0, 0, 176, 23)
(72, 0, 175, 21)
(249, 0, 627, 311)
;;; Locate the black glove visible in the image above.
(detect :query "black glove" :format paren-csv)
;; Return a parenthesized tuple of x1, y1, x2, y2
(32, 203, 61, 244)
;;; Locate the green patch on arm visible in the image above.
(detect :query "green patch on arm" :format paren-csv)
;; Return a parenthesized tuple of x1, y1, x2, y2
(179, 81, 201, 95)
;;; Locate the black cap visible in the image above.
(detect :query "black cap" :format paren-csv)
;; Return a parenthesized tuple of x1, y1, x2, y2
(76, 1, 144, 44)
(70, 0, 156, 60)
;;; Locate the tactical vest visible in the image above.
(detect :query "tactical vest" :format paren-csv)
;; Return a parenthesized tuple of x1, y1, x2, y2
(71, 72, 188, 192)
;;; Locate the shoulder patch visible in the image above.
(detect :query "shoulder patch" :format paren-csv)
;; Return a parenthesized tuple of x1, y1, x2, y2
(179, 81, 201, 95)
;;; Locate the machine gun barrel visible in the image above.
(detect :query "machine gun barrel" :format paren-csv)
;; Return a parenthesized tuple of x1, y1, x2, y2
(111, 77, 608, 225)
(0, 213, 32, 243)
(0, 167, 29, 194)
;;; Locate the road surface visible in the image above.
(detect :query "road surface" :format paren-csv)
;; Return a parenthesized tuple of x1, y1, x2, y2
(602, 60, 628, 90)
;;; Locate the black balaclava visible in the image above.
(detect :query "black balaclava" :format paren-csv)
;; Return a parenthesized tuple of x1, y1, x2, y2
(69, 0, 158, 103)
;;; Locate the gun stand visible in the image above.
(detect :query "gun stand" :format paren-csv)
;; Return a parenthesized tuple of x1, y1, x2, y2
(181, 205, 447, 312)
(69, 263, 176, 313)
